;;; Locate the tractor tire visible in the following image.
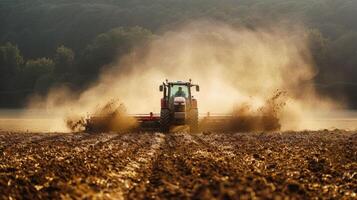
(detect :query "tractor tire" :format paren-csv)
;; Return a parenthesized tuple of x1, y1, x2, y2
(189, 109, 199, 133)
(160, 109, 170, 133)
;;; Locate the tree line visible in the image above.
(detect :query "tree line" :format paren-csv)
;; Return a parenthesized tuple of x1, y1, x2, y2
(0, 27, 153, 107)
(0, 0, 357, 107)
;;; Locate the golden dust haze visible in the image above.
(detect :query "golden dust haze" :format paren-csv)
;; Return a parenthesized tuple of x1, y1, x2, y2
(25, 21, 344, 132)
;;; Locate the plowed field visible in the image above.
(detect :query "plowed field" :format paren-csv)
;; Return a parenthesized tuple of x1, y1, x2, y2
(0, 131, 356, 199)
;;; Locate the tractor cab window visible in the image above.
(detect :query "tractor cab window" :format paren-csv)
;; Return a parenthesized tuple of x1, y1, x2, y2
(170, 85, 188, 98)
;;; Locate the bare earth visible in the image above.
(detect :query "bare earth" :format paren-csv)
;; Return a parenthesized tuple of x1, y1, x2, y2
(0, 131, 356, 199)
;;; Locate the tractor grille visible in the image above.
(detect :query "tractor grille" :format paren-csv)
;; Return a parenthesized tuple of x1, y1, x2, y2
(174, 104, 185, 112)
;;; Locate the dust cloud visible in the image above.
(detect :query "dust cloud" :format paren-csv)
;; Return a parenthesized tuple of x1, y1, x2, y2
(26, 20, 343, 132)
(66, 100, 138, 132)
(230, 90, 287, 132)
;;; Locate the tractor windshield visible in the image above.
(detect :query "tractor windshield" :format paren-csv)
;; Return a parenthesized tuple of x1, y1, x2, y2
(170, 85, 189, 98)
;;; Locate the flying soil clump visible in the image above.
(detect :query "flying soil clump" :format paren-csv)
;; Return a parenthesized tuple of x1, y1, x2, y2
(229, 90, 287, 131)
(66, 100, 138, 132)
(200, 90, 287, 132)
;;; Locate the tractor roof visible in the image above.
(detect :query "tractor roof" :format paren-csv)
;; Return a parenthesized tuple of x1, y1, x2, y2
(168, 80, 190, 85)
(165, 80, 199, 86)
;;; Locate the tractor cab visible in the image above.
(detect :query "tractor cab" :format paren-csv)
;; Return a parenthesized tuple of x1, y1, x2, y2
(160, 80, 199, 109)
(159, 80, 200, 132)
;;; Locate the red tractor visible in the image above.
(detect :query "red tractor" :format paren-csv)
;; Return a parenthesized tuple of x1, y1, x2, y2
(159, 80, 200, 132)
(83, 79, 282, 133)
(83, 80, 200, 133)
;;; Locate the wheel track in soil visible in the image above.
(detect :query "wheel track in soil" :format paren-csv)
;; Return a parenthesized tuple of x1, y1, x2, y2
(127, 133, 196, 199)
(128, 133, 294, 199)
(102, 133, 165, 200)
(46, 133, 165, 199)
(127, 133, 258, 199)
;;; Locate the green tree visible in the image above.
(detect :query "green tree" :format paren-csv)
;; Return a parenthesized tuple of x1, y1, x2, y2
(78, 26, 153, 75)
(23, 58, 55, 89)
(54, 45, 75, 74)
(0, 42, 23, 75)
(0, 42, 24, 91)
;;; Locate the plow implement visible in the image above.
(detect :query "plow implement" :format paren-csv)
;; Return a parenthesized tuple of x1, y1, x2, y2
(85, 111, 280, 133)
(131, 113, 160, 131)
(129, 112, 237, 132)
(81, 79, 281, 133)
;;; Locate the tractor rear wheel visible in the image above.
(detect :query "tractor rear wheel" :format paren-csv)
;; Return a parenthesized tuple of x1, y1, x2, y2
(160, 109, 170, 133)
(189, 109, 199, 133)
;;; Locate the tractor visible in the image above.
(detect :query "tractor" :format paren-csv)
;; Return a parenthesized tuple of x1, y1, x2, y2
(159, 79, 200, 132)
(83, 79, 200, 133)
(82, 79, 281, 133)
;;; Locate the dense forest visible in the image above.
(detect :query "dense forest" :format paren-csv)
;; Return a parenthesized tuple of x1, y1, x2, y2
(0, 0, 357, 108)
